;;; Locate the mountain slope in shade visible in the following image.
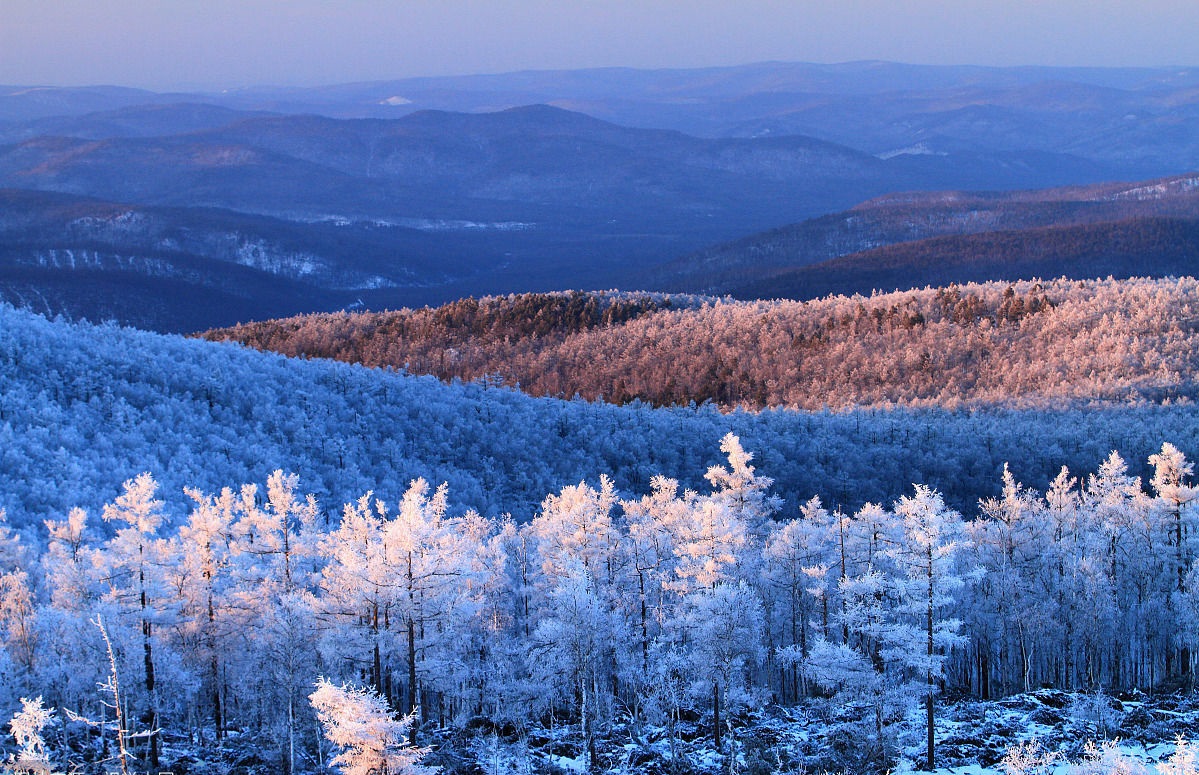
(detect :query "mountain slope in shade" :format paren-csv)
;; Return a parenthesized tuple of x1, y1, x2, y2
(0, 189, 522, 332)
(647, 172, 1199, 295)
(729, 217, 1199, 301)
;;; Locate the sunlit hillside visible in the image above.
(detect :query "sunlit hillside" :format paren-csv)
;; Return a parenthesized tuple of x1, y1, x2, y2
(207, 277, 1199, 410)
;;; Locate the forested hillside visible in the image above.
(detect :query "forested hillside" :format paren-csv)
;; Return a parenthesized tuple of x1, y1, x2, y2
(206, 277, 1199, 411)
(1, 299, 1196, 521)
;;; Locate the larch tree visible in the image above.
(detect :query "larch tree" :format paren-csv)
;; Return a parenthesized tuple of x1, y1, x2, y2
(762, 497, 839, 701)
(98, 472, 167, 769)
(382, 478, 481, 738)
(682, 580, 765, 752)
(802, 567, 903, 768)
(177, 484, 239, 741)
(528, 476, 620, 585)
(527, 561, 614, 770)
(620, 475, 686, 679)
(1150, 443, 1199, 682)
(669, 498, 748, 596)
(886, 485, 969, 772)
(233, 470, 320, 593)
(319, 492, 393, 698)
(704, 433, 782, 545)
(968, 465, 1052, 695)
(1085, 451, 1154, 688)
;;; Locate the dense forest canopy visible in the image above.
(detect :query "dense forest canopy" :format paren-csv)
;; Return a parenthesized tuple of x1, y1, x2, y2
(2, 298, 1197, 523)
(206, 277, 1199, 411)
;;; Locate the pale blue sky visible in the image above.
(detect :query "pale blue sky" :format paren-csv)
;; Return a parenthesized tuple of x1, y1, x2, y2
(2, 0, 1197, 90)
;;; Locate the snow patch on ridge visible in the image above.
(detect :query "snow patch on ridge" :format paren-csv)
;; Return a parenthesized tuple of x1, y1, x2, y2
(1108, 175, 1199, 201)
(877, 143, 946, 160)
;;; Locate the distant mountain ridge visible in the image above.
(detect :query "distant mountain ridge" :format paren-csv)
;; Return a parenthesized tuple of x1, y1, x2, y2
(729, 216, 1199, 300)
(5, 62, 1199, 174)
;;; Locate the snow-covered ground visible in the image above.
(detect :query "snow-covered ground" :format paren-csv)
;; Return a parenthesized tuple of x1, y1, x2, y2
(420, 690, 1199, 775)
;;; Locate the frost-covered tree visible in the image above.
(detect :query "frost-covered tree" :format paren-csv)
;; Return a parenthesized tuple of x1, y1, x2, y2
(309, 677, 436, 775)
(886, 485, 969, 771)
(319, 491, 396, 697)
(619, 475, 686, 678)
(1161, 738, 1199, 775)
(527, 561, 615, 768)
(680, 581, 765, 750)
(669, 498, 748, 595)
(1069, 740, 1148, 775)
(797, 629, 912, 770)
(232, 470, 320, 593)
(528, 476, 620, 584)
(762, 498, 838, 701)
(967, 465, 1052, 695)
(8, 695, 53, 771)
(259, 590, 320, 775)
(175, 484, 238, 740)
(704, 433, 782, 545)
(98, 472, 168, 768)
(1150, 444, 1199, 680)
(383, 479, 488, 735)
(1085, 451, 1157, 689)
(999, 740, 1057, 775)
(43, 507, 92, 611)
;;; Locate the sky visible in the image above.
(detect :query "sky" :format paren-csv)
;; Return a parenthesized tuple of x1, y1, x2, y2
(1, 0, 1198, 90)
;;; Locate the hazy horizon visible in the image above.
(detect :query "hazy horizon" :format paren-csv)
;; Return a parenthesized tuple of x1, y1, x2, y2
(2, 0, 1198, 91)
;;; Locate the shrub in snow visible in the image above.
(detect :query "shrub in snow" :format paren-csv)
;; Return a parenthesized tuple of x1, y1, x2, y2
(8, 695, 53, 769)
(1068, 740, 1147, 775)
(1161, 738, 1199, 775)
(309, 678, 437, 775)
(999, 740, 1057, 775)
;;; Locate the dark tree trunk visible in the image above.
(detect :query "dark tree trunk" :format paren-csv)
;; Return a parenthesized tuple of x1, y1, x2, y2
(141, 552, 159, 770)
(408, 617, 418, 746)
(713, 682, 721, 750)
